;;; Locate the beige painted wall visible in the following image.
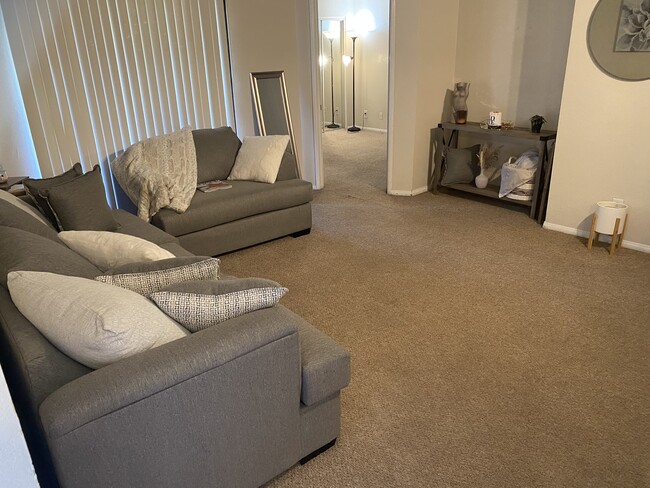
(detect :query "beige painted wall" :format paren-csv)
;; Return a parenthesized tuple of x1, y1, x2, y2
(225, 0, 316, 183)
(545, 0, 650, 249)
(388, 0, 459, 194)
(0, 3, 39, 178)
(319, 0, 389, 131)
(455, 0, 574, 130)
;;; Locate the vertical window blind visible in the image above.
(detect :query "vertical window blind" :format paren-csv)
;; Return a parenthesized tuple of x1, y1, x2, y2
(1, 0, 233, 206)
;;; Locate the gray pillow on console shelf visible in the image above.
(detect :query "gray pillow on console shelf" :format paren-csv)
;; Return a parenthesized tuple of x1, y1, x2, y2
(150, 278, 288, 332)
(44, 165, 119, 232)
(0, 226, 102, 288)
(23, 162, 83, 228)
(440, 144, 481, 186)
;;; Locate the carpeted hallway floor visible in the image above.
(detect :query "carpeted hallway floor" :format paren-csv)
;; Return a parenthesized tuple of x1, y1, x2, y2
(220, 129, 650, 488)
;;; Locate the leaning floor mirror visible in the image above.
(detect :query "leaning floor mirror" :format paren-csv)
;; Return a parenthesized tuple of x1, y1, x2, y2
(250, 71, 300, 176)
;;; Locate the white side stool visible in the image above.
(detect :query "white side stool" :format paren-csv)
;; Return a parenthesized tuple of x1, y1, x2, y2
(588, 201, 629, 255)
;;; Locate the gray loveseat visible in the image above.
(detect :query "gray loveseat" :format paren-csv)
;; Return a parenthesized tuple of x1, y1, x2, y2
(0, 197, 350, 488)
(115, 127, 313, 256)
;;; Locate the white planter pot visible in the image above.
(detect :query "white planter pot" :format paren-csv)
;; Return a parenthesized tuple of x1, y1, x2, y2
(595, 201, 628, 235)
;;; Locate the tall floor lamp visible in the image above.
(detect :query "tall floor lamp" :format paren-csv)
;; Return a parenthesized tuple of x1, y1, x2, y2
(324, 32, 340, 129)
(347, 35, 360, 132)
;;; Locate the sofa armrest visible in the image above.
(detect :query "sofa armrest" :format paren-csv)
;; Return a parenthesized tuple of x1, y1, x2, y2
(39, 308, 299, 439)
(38, 307, 303, 488)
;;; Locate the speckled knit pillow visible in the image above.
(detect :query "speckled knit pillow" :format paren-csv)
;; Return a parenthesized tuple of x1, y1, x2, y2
(150, 278, 287, 332)
(95, 258, 220, 296)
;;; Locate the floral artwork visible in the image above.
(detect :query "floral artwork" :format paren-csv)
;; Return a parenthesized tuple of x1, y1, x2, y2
(615, 0, 650, 51)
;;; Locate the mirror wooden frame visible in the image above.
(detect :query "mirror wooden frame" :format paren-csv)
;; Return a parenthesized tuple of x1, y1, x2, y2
(250, 71, 300, 177)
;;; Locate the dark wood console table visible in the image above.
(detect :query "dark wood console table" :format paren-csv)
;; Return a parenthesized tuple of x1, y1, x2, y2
(431, 122, 556, 223)
(0, 176, 28, 192)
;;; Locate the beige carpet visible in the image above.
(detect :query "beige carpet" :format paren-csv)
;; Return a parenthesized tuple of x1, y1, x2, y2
(221, 129, 650, 488)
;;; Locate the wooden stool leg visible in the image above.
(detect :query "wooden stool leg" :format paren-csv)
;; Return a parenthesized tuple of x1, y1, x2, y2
(617, 214, 628, 250)
(610, 218, 621, 256)
(588, 213, 597, 250)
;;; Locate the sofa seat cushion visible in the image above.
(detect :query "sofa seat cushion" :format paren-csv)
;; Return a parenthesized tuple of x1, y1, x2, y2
(295, 318, 351, 407)
(151, 179, 313, 237)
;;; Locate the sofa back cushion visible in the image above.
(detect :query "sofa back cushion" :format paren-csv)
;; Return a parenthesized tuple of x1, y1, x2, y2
(193, 127, 242, 183)
(276, 151, 299, 181)
(0, 226, 102, 288)
(0, 189, 57, 230)
(0, 199, 60, 241)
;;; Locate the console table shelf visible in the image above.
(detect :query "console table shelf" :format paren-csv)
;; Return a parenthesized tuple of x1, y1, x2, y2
(431, 122, 557, 223)
(442, 182, 533, 207)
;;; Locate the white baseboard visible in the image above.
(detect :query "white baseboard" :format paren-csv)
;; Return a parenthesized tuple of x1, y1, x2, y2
(543, 222, 650, 254)
(388, 186, 428, 197)
(361, 127, 388, 133)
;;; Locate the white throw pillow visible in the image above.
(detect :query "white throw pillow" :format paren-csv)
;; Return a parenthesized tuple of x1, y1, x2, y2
(7, 271, 189, 369)
(58, 231, 175, 271)
(0, 188, 55, 229)
(227, 135, 290, 184)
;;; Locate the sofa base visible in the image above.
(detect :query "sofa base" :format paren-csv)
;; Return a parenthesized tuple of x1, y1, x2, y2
(299, 438, 336, 465)
(177, 203, 312, 256)
(291, 228, 311, 238)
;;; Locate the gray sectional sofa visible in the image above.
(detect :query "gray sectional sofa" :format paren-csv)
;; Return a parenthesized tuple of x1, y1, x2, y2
(115, 127, 314, 256)
(0, 197, 350, 487)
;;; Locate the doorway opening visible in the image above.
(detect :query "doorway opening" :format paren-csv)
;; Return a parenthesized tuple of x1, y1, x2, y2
(315, 0, 391, 194)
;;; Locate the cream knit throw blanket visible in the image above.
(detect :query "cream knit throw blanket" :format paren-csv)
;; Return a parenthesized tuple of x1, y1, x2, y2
(112, 127, 197, 221)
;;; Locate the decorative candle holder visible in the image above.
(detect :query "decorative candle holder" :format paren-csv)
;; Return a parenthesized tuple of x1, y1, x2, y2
(452, 82, 470, 124)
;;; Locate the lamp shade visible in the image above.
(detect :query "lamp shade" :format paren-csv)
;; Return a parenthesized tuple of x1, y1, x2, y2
(354, 9, 376, 35)
(595, 201, 628, 235)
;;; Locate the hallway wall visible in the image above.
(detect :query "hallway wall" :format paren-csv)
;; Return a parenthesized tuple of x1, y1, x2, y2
(455, 0, 574, 130)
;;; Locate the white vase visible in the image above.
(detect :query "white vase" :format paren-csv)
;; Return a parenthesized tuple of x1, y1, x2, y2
(475, 169, 488, 189)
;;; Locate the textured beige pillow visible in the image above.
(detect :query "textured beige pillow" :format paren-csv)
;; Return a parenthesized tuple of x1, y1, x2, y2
(8, 271, 189, 369)
(58, 230, 175, 271)
(227, 135, 290, 184)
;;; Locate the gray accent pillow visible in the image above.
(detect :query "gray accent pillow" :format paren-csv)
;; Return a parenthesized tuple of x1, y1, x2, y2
(45, 165, 119, 231)
(440, 144, 481, 186)
(8, 270, 188, 369)
(276, 151, 299, 181)
(95, 257, 221, 296)
(0, 226, 102, 288)
(151, 278, 288, 332)
(23, 162, 83, 228)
